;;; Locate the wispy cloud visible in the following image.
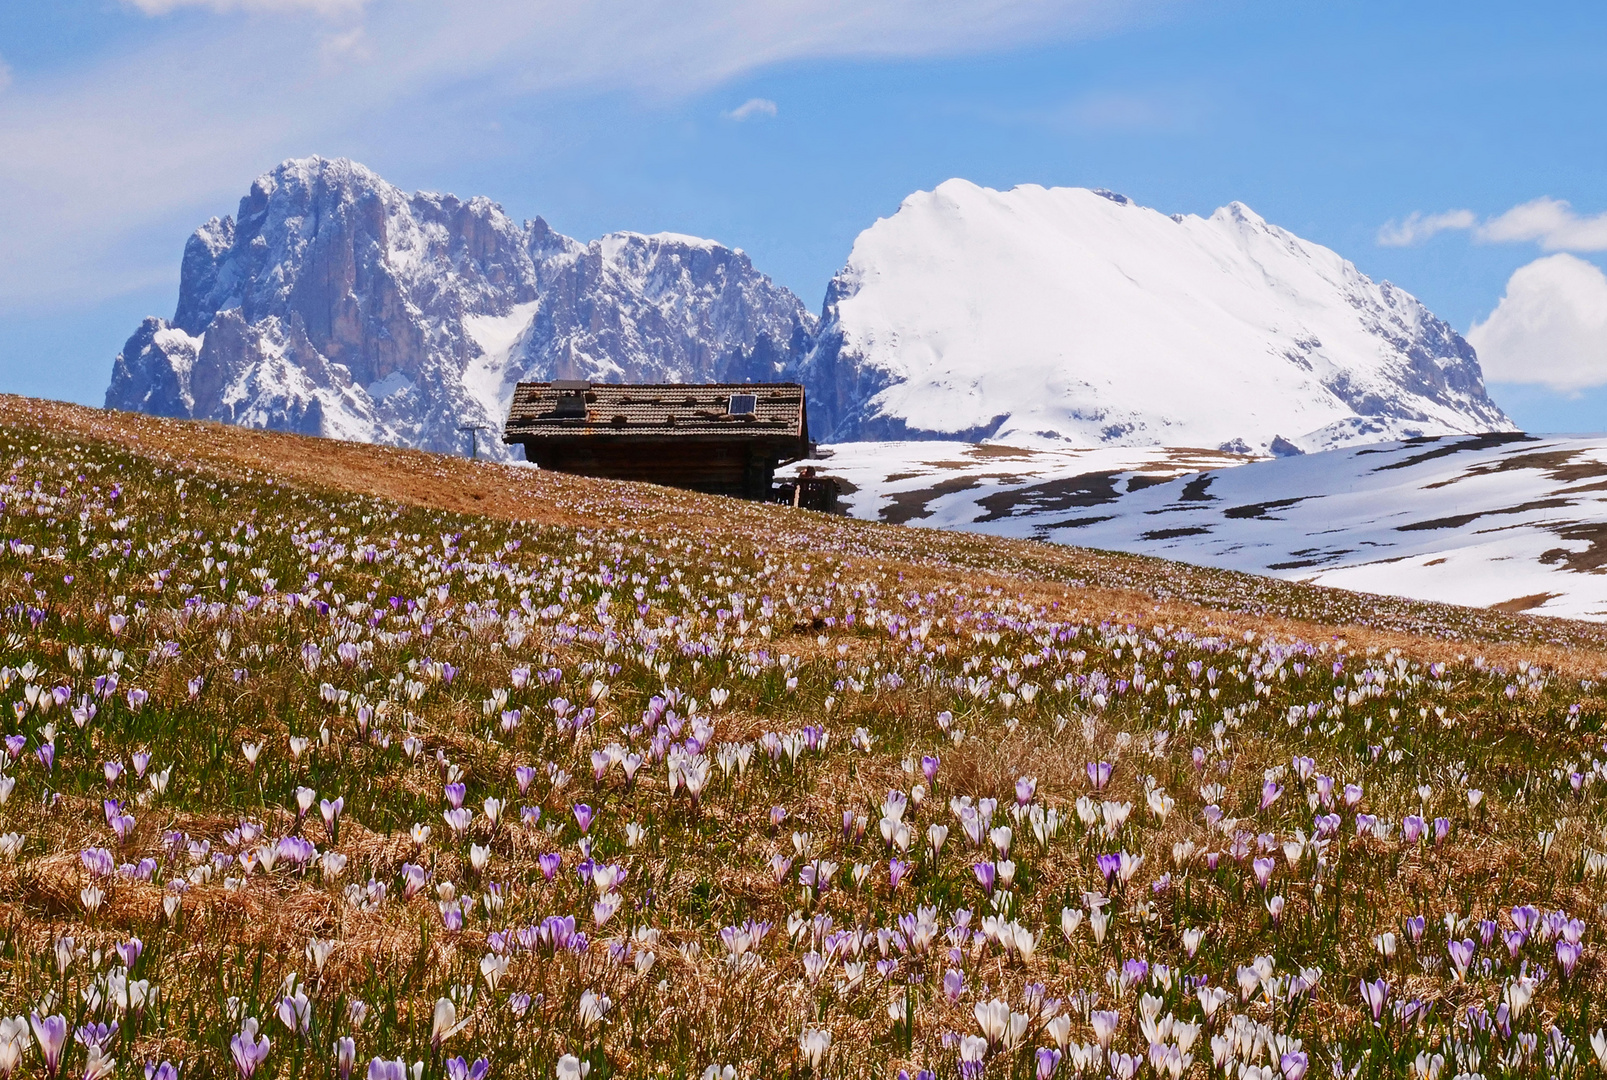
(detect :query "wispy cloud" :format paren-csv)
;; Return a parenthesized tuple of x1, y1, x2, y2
(122, 0, 368, 14)
(1375, 209, 1476, 247)
(1060, 89, 1200, 132)
(1469, 253, 1607, 392)
(1379, 197, 1607, 252)
(1478, 197, 1607, 252)
(725, 97, 778, 121)
(0, 0, 1159, 312)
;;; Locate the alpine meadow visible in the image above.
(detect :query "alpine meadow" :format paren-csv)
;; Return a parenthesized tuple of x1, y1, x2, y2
(0, 397, 1606, 1079)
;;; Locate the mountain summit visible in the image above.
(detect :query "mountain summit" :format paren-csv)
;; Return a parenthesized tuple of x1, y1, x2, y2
(108, 166, 1511, 461)
(106, 157, 816, 460)
(795, 181, 1513, 452)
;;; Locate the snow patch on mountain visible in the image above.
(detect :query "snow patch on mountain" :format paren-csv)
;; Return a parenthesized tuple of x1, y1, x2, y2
(797, 181, 1513, 452)
(799, 434, 1607, 621)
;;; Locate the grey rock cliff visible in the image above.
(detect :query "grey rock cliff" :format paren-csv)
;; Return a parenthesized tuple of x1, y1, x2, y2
(107, 156, 816, 460)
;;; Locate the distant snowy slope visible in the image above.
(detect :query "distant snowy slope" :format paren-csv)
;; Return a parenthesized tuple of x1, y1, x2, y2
(783, 441, 1254, 524)
(800, 434, 1607, 621)
(106, 157, 815, 460)
(798, 182, 1513, 452)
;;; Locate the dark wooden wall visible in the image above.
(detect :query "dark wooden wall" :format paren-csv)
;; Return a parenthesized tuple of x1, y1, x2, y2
(521, 439, 781, 499)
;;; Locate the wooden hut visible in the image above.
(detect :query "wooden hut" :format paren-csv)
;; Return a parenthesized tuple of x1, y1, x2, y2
(502, 381, 814, 500)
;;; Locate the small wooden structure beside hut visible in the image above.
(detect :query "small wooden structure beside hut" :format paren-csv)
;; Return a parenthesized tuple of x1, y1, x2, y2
(504, 381, 831, 504)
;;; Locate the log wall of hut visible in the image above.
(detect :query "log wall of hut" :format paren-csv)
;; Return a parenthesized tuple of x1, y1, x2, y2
(502, 381, 812, 500)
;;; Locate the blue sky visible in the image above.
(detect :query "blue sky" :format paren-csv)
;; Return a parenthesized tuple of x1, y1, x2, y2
(2, 0, 1606, 432)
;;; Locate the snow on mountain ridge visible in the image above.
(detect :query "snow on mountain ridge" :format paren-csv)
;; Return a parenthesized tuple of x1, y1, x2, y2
(796, 179, 1512, 452)
(108, 156, 817, 460)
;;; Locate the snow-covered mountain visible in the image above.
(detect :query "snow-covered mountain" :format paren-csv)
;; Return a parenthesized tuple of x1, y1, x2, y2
(787, 434, 1607, 621)
(106, 157, 816, 460)
(108, 166, 1513, 465)
(796, 181, 1513, 452)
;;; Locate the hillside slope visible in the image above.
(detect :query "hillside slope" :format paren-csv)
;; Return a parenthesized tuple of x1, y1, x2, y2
(0, 396, 1605, 1077)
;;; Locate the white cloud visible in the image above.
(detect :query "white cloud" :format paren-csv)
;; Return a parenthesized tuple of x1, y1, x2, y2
(1468, 254, 1607, 392)
(0, 0, 1155, 312)
(725, 97, 778, 121)
(1379, 198, 1607, 252)
(1375, 209, 1476, 247)
(1476, 197, 1607, 252)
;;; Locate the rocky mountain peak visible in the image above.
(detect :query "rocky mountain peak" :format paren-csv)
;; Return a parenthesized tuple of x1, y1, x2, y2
(108, 157, 817, 460)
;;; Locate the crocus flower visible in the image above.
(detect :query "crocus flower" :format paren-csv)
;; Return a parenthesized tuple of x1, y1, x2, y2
(335, 1038, 356, 1080)
(445, 1058, 489, 1080)
(1360, 978, 1389, 1021)
(430, 999, 461, 1048)
(554, 1056, 588, 1080)
(28, 1014, 65, 1078)
(229, 1018, 270, 1078)
(1087, 762, 1113, 790)
(1558, 939, 1583, 977)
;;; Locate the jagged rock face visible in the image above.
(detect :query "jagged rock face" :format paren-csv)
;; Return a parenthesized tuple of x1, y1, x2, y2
(107, 157, 817, 460)
(795, 181, 1514, 452)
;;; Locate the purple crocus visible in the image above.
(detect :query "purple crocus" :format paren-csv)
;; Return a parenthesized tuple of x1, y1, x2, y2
(972, 861, 996, 895)
(37, 743, 54, 772)
(943, 968, 964, 1003)
(230, 1017, 272, 1078)
(30, 1013, 68, 1077)
(445, 1059, 489, 1080)
(1359, 978, 1389, 1021)
(889, 859, 913, 890)
(538, 852, 562, 880)
(921, 755, 941, 784)
(1036, 1047, 1062, 1079)
(1260, 780, 1284, 810)
(1558, 939, 1583, 977)
(573, 804, 594, 834)
(320, 797, 344, 836)
(1096, 852, 1122, 884)
(1087, 761, 1113, 790)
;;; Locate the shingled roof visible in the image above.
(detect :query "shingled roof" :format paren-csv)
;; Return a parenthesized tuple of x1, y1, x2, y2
(502, 381, 808, 450)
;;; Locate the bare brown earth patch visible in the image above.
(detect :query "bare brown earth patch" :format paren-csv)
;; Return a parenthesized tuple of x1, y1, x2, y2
(1489, 592, 1562, 614)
